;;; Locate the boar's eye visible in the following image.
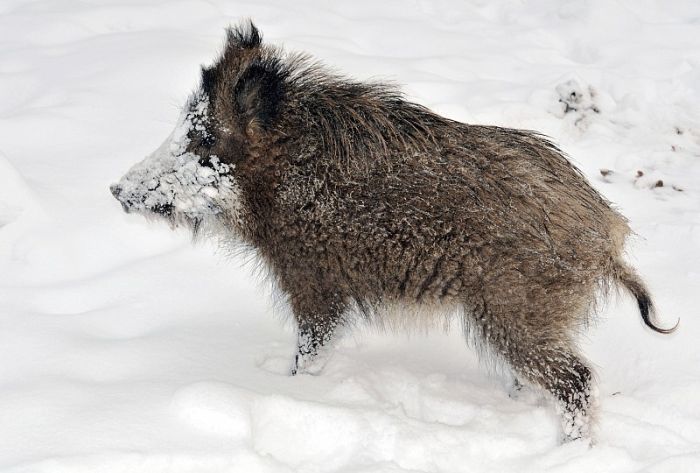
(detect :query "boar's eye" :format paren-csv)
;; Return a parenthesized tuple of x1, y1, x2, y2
(200, 133, 216, 148)
(187, 126, 217, 153)
(198, 156, 215, 168)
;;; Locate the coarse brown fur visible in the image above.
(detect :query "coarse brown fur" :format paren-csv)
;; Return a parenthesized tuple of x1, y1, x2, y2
(112, 21, 677, 442)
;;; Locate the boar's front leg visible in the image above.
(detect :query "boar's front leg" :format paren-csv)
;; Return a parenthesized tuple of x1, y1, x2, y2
(288, 288, 347, 376)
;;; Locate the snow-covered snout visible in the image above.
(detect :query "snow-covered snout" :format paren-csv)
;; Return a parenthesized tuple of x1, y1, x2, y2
(110, 91, 236, 230)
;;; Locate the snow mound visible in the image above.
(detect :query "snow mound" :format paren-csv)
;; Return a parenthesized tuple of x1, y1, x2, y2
(0, 151, 43, 226)
(172, 382, 253, 438)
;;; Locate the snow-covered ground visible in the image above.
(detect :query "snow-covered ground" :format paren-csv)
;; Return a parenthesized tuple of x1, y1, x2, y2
(1, 1, 699, 471)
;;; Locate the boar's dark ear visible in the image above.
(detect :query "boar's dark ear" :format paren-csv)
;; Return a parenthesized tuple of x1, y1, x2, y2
(226, 20, 262, 49)
(234, 59, 288, 133)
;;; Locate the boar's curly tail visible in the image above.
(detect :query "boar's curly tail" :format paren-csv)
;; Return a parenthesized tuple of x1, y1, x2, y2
(613, 259, 678, 334)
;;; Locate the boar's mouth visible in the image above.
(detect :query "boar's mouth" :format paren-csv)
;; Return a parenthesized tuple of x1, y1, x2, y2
(109, 159, 233, 239)
(152, 203, 174, 217)
(110, 182, 173, 217)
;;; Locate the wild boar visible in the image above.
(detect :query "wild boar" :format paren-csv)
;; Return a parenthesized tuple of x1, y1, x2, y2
(111, 21, 676, 441)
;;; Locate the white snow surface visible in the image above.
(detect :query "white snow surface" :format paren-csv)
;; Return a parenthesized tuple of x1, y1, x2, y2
(1, 1, 699, 472)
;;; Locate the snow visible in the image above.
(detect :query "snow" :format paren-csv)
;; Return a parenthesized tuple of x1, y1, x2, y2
(1, 1, 699, 471)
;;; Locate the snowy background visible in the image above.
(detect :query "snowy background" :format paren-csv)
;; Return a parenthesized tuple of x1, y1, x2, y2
(1, 1, 699, 471)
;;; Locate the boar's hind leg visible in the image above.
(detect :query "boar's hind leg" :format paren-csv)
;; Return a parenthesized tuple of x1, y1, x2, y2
(473, 305, 594, 441)
(518, 346, 593, 442)
(289, 291, 347, 376)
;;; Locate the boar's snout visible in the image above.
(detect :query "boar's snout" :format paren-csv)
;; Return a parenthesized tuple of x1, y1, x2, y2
(110, 183, 122, 198)
(109, 183, 131, 213)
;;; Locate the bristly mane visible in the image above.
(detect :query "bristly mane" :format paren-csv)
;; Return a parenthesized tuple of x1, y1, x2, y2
(283, 55, 455, 164)
(222, 21, 456, 165)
